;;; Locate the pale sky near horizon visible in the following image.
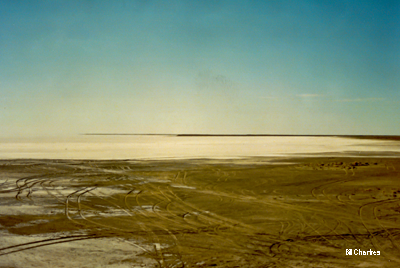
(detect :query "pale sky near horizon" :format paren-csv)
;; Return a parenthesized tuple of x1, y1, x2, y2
(1, 0, 399, 137)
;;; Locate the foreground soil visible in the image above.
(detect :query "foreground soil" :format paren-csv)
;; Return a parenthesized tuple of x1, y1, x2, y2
(0, 157, 399, 267)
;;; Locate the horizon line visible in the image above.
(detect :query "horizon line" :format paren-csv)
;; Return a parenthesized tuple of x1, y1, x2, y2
(82, 133, 400, 138)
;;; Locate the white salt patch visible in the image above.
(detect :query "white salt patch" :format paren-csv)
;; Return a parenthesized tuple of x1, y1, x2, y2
(91, 187, 126, 196)
(170, 184, 196, 189)
(0, 136, 399, 159)
(0, 231, 156, 268)
(128, 205, 154, 212)
(30, 189, 74, 196)
(97, 209, 131, 217)
(189, 211, 209, 216)
(0, 204, 50, 215)
(0, 186, 17, 191)
(137, 178, 170, 185)
(140, 205, 154, 211)
(147, 178, 170, 183)
(13, 219, 50, 228)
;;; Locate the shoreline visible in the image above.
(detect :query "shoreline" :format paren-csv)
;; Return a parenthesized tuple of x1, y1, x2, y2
(1, 150, 400, 161)
(83, 133, 400, 141)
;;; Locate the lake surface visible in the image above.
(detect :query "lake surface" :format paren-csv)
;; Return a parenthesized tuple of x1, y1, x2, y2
(1, 135, 399, 159)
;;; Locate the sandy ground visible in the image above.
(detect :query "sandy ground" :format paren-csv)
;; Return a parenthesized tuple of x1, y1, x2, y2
(0, 156, 399, 267)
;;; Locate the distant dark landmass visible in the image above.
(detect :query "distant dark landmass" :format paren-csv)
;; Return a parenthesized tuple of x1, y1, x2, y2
(82, 134, 400, 140)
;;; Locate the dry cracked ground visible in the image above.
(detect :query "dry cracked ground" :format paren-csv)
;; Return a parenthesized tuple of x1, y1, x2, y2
(0, 157, 399, 267)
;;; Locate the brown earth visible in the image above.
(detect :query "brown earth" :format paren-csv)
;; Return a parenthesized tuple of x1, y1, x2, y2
(0, 157, 399, 267)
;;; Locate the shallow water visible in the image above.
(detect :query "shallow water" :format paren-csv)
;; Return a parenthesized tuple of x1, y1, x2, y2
(1, 135, 399, 159)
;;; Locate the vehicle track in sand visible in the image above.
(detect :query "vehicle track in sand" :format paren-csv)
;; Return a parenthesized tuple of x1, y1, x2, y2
(0, 158, 399, 267)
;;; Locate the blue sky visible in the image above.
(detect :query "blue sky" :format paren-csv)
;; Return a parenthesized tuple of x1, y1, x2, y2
(1, 0, 399, 137)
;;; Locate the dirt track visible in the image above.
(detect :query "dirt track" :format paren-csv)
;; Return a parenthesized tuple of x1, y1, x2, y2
(0, 157, 399, 267)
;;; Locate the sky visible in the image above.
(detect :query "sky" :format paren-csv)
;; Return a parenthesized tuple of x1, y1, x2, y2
(1, 0, 399, 137)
